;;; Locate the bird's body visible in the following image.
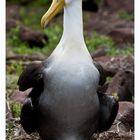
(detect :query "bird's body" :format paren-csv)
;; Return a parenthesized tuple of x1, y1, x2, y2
(18, 0, 119, 139)
(38, 1, 100, 138)
(38, 58, 100, 139)
(19, 60, 118, 140)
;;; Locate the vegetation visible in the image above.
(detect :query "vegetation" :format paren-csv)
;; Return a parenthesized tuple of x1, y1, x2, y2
(6, 121, 15, 139)
(6, 62, 23, 75)
(7, 26, 133, 56)
(118, 10, 134, 21)
(11, 102, 22, 118)
(7, 24, 63, 55)
(7, 0, 51, 6)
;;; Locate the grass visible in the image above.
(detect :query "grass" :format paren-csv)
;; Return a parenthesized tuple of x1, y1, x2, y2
(85, 32, 115, 52)
(6, 62, 23, 75)
(19, 6, 47, 29)
(7, 24, 63, 55)
(118, 10, 134, 21)
(85, 32, 134, 56)
(7, 25, 134, 57)
(106, 46, 134, 56)
(11, 102, 22, 118)
(106, 76, 112, 82)
(7, 0, 51, 6)
(6, 121, 15, 139)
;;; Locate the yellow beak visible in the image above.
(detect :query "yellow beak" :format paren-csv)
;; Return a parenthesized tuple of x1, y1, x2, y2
(41, 0, 64, 28)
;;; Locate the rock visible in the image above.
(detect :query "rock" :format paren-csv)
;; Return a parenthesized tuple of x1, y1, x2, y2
(94, 55, 134, 101)
(10, 89, 32, 105)
(6, 19, 20, 31)
(94, 55, 134, 77)
(82, 0, 98, 12)
(6, 5, 21, 20)
(118, 101, 134, 115)
(95, 56, 120, 76)
(6, 18, 48, 48)
(91, 47, 106, 58)
(106, 70, 134, 101)
(84, 10, 134, 35)
(103, 0, 134, 13)
(110, 101, 134, 132)
(118, 103, 134, 132)
(108, 27, 134, 45)
(6, 47, 15, 58)
(121, 55, 134, 72)
(19, 26, 48, 48)
(6, 102, 13, 121)
(19, 0, 34, 5)
(98, 82, 109, 93)
(92, 131, 134, 140)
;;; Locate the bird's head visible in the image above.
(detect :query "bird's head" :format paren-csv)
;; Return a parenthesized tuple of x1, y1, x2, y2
(41, 0, 64, 28)
(41, 0, 81, 28)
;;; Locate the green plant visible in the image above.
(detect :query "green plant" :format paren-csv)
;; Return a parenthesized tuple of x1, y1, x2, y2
(106, 76, 112, 82)
(11, 102, 22, 118)
(7, 62, 23, 75)
(7, 26, 21, 46)
(19, 6, 45, 29)
(85, 32, 115, 52)
(7, 0, 51, 6)
(119, 10, 134, 21)
(43, 24, 63, 53)
(112, 92, 119, 101)
(106, 46, 134, 56)
(7, 22, 63, 55)
(6, 121, 15, 135)
(85, 32, 134, 56)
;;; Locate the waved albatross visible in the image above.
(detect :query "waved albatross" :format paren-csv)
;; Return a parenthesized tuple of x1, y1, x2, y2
(18, 0, 118, 139)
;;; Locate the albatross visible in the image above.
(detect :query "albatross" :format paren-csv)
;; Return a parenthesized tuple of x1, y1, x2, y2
(18, 0, 118, 139)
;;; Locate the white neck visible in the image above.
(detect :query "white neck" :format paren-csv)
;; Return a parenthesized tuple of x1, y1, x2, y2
(62, 0, 84, 43)
(51, 0, 90, 58)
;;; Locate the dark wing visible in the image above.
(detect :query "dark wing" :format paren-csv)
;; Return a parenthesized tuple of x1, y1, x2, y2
(18, 62, 44, 134)
(17, 62, 43, 91)
(20, 98, 37, 134)
(97, 91, 119, 132)
(93, 61, 106, 86)
(93, 60, 118, 132)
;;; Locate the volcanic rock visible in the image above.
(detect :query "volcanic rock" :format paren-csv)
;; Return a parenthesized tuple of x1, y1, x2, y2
(106, 70, 134, 101)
